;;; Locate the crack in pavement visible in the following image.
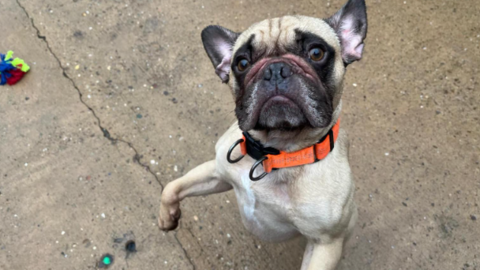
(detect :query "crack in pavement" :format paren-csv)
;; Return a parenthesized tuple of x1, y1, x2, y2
(174, 231, 197, 270)
(15, 2, 197, 269)
(15, 0, 163, 190)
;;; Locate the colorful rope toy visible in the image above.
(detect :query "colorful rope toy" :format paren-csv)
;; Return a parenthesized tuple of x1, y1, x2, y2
(0, 51, 30, 86)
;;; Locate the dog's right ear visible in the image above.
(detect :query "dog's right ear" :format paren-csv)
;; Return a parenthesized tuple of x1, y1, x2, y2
(201, 25, 240, 83)
(326, 0, 367, 65)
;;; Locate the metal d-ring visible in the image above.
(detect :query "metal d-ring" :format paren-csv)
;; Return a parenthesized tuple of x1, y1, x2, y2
(227, 139, 245, 163)
(249, 156, 268, 181)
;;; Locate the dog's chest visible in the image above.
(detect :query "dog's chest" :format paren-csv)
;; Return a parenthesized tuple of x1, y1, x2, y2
(223, 156, 354, 241)
(238, 170, 292, 213)
(230, 167, 300, 241)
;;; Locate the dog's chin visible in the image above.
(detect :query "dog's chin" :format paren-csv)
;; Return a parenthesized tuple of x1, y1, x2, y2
(253, 96, 309, 131)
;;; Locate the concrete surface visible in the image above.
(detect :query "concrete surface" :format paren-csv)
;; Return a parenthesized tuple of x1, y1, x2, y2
(0, 0, 479, 269)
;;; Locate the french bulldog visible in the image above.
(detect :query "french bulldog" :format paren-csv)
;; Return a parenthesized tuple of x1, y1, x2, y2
(159, 0, 367, 269)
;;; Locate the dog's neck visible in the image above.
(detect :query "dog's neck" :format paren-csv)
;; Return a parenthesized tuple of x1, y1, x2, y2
(248, 101, 342, 153)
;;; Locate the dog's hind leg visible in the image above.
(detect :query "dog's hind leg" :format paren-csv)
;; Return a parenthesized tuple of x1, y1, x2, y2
(300, 241, 315, 270)
(301, 237, 344, 270)
(158, 160, 231, 231)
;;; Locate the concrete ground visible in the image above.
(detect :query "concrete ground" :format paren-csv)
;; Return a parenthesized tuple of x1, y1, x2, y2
(1, 0, 479, 269)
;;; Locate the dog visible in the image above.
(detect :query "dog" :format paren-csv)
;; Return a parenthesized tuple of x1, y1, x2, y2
(159, 0, 367, 269)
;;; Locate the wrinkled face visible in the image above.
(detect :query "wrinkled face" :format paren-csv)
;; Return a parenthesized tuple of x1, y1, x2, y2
(202, 0, 367, 131)
(230, 16, 345, 131)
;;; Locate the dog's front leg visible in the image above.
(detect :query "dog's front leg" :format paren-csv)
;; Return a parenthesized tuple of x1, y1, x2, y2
(158, 160, 231, 231)
(301, 237, 344, 270)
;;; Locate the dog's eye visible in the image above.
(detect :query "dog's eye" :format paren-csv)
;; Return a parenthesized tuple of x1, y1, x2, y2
(309, 47, 325, 61)
(237, 59, 250, 72)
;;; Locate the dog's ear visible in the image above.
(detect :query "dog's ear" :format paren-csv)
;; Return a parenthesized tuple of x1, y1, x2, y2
(326, 0, 367, 65)
(201, 25, 240, 83)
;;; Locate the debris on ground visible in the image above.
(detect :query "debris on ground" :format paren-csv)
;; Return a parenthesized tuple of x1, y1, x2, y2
(98, 254, 114, 268)
(0, 51, 30, 85)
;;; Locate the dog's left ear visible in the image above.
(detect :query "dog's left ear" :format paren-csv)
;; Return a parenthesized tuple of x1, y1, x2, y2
(326, 0, 368, 65)
(201, 25, 240, 83)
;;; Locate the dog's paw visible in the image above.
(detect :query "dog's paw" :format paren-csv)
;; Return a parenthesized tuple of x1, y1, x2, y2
(158, 201, 182, 231)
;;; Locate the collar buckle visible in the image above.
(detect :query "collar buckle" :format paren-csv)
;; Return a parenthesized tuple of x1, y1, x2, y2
(227, 138, 246, 163)
(249, 156, 269, 181)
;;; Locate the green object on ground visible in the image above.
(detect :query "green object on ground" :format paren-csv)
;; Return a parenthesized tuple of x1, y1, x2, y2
(103, 256, 111, 265)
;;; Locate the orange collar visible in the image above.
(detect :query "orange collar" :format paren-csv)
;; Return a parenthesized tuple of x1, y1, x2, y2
(227, 119, 341, 181)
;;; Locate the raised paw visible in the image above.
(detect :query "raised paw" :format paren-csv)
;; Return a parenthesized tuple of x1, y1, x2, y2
(158, 201, 182, 231)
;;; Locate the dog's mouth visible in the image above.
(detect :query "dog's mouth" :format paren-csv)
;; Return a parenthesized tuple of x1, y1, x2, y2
(252, 91, 317, 131)
(261, 95, 298, 111)
(254, 94, 308, 131)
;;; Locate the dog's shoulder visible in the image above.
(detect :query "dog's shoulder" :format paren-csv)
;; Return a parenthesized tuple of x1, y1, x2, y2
(215, 122, 242, 154)
(335, 128, 350, 159)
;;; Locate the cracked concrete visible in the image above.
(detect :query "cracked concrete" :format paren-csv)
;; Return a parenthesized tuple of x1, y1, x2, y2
(15, 0, 164, 190)
(1, 0, 480, 269)
(174, 233, 197, 270)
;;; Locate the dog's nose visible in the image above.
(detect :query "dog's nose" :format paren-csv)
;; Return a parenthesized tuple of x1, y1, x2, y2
(263, 62, 292, 82)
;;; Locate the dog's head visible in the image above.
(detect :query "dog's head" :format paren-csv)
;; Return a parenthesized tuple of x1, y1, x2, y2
(202, 0, 367, 131)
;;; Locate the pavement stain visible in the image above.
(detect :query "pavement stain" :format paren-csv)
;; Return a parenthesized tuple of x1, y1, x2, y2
(436, 214, 460, 238)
